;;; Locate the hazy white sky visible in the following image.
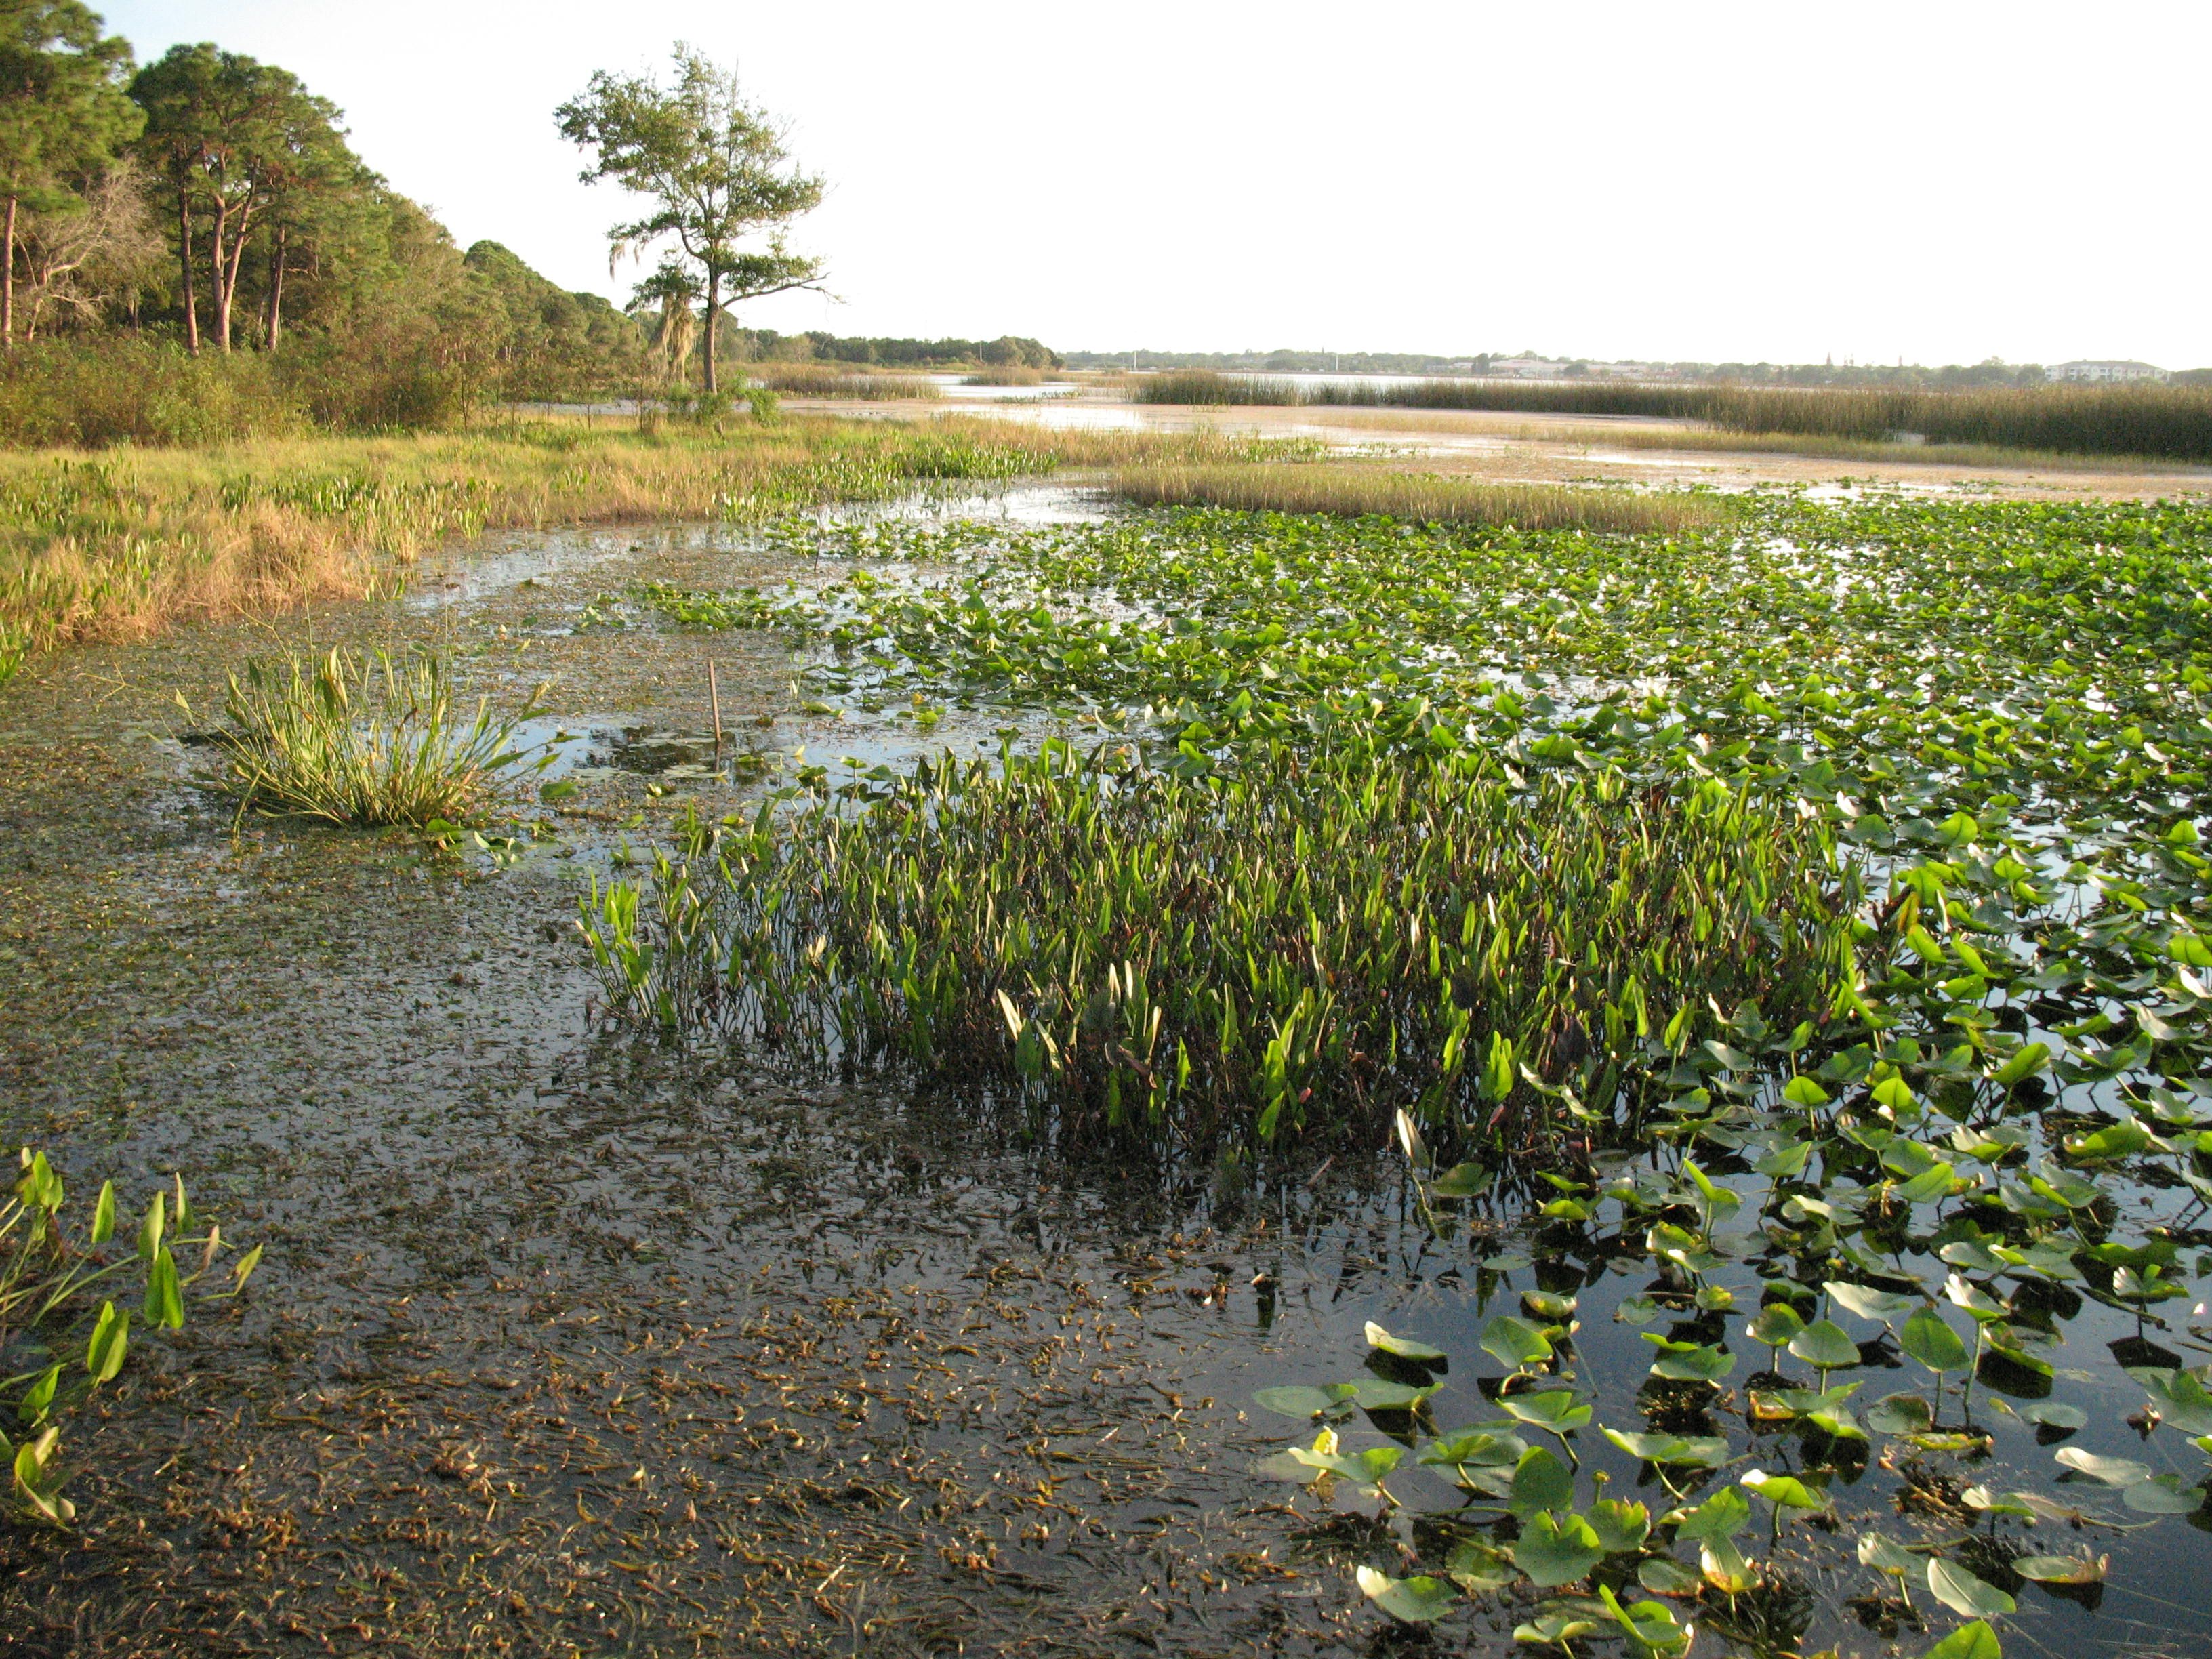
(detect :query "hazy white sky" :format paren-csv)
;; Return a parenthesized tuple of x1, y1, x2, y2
(100, 2, 2212, 367)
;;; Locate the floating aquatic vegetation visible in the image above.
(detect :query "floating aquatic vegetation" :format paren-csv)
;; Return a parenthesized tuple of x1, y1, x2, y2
(199, 646, 547, 827)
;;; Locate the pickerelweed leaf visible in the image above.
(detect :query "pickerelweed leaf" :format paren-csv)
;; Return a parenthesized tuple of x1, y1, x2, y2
(1355, 1565, 1456, 1623)
(1514, 1510, 1604, 1587)
(1927, 1559, 2015, 1618)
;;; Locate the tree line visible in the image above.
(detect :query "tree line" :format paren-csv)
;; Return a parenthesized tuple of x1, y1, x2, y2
(0, 11, 1056, 432)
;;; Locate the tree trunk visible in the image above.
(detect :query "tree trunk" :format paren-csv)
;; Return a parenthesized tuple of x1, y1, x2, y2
(264, 226, 286, 350)
(178, 189, 199, 356)
(209, 196, 230, 352)
(2, 194, 16, 353)
(702, 270, 719, 395)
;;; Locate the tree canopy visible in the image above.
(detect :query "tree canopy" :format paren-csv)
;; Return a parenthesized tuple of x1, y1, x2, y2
(557, 45, 823, 394)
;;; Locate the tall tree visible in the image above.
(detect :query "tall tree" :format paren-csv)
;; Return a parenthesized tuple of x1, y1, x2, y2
(0, 0, 138, 349)
(556, 47, 823, 396)
(130, 43, 343, 353)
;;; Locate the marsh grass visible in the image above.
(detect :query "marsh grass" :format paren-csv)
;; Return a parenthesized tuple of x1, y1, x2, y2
(1111, 463, 1727, 535)
(1162, 374, 2212, 464)
(960, 367, 1046, 387)
(1530, 422, 2200, 474)
(0, 414, 1315, 687)
(744, 365, 941, 399)
(583, 731, 1852, 1152)
(201, 647, 545, 826)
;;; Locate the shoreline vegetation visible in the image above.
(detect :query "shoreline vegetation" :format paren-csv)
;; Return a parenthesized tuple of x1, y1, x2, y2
(1134, 369, 2212, 465)
(1110, 464, 1725, 534)
(0, 413, 1311, 687)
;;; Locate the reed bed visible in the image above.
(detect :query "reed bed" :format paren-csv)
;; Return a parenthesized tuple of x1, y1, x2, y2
(200, 647, 542, 826)
(0, 415, 1312, 687)
(582, 731, 1852, 1151)
(1111, 463, 1726, 535)
(960, 367, 1047, 387)
(1143, 370, 2212, 464)
(743, 365, 942, 399)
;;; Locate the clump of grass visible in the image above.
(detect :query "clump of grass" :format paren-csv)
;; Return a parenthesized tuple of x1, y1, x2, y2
(1132, 369, 1301, 406)
(744, 365, 941, 400)
(1111, 463, 1727, 535)
(582, 731, 1852, 1153)
(960, 366, 1046, 387)
(201, 647, 544, 826)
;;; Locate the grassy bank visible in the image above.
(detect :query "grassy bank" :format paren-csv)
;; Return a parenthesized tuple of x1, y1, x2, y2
(1137, 369, 2212, 464)
(1111, 463, 1726, 534)
(742, 364, 942, 399)
(0, 413, 1307, 687)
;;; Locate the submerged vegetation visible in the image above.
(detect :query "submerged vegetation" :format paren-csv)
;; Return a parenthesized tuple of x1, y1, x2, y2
(1113, 463, 1728, 534)
(199, 647, 544, 827)
(592, 485, 2212, 1652)
(1138, 369, 2212, 464)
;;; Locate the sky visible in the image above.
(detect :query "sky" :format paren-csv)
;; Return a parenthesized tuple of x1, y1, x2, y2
(98, 2, 2212, 368)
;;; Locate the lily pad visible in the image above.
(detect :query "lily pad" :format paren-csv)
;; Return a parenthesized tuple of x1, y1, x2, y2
(2122, 1472, 2205, 1513)
(1788, 1319, 1862, 1371)
(1828, 1279, 1919, 1322)
(1901, 1307, 1971, 1374)
(1502, 1391, 1592, 1434)
(1920, 1622, 2003, 1659)
(1590, 1498, 1651, 1555)
(2013, 1553, 2106, 1584)
(1446, 1538, 1516, 1593)
(2053, 1446, 2150, 1487)
(1602, 1428, 1730, 1467)
(1514, 1510, 1604, 1588)
(1364, 1321, 1446, 1364)
(1355, 1565, 1456, 1623)
(1483, 1315, 1556, 1370)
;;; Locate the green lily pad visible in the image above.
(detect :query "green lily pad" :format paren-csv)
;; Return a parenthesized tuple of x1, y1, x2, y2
(1741, 1468, 1826, 1510)
(1431, 1162, 1494, 1197)
(1509, 1446, 1575, 1516)
(2013, 1553, 2106, 1584)
(1483, 1315, 1556, 1370)
(2019, 1400, 2086, 1431)
(1920, 1622, 2002, 1659)
(1636, 1556, 1703, 1596)
(1746, 1303, 1805, 1347)
(1515, 1510, 1604, 1587)
(1901, 1307, 1971, 1374)
(2122, 1472, 2205, 1513)
(1502, 1391, 1592, 1434)
(1253, 1384, 1357, 1418)
(1826, 1280, 1918, 1321)
(1446, 1538, 1516, 1593)
(1602, 1428, 1730, 1467)
(2053, 1446, 2150, 1486)
(1670, 1483, 1750, 1540)
(1355, 1565, 1456, 1623)
(1788, 1319, 1862, 1370)
(1858, 1532, 1917, 1574)
(1698, 1533, 1757, 1593)
(1364, 1321, 1446, 1364)
(1590, 1498, 1651, 1555)
(1614, 1294, 1663, 1325)
(1420, 1427, 1526, 1469)
(1644, 1336, 1734, 1382)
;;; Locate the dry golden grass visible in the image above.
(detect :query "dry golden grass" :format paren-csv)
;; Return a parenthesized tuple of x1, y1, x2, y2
(0, 413, 1317, 684)
(744, 364, 941, 398)
(1110, 463, 1727, 535)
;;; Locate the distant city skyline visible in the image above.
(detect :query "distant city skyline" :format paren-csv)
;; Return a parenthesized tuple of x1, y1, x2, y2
(98, 1, 2212, 369)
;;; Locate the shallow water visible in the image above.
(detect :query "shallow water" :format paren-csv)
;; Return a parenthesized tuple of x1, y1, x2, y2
(2, 488, 2208, 1658)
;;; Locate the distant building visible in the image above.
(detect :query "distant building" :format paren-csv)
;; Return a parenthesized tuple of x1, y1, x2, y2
(2049, 359, 2168, 384)
(1485, 356, 1565, 378)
